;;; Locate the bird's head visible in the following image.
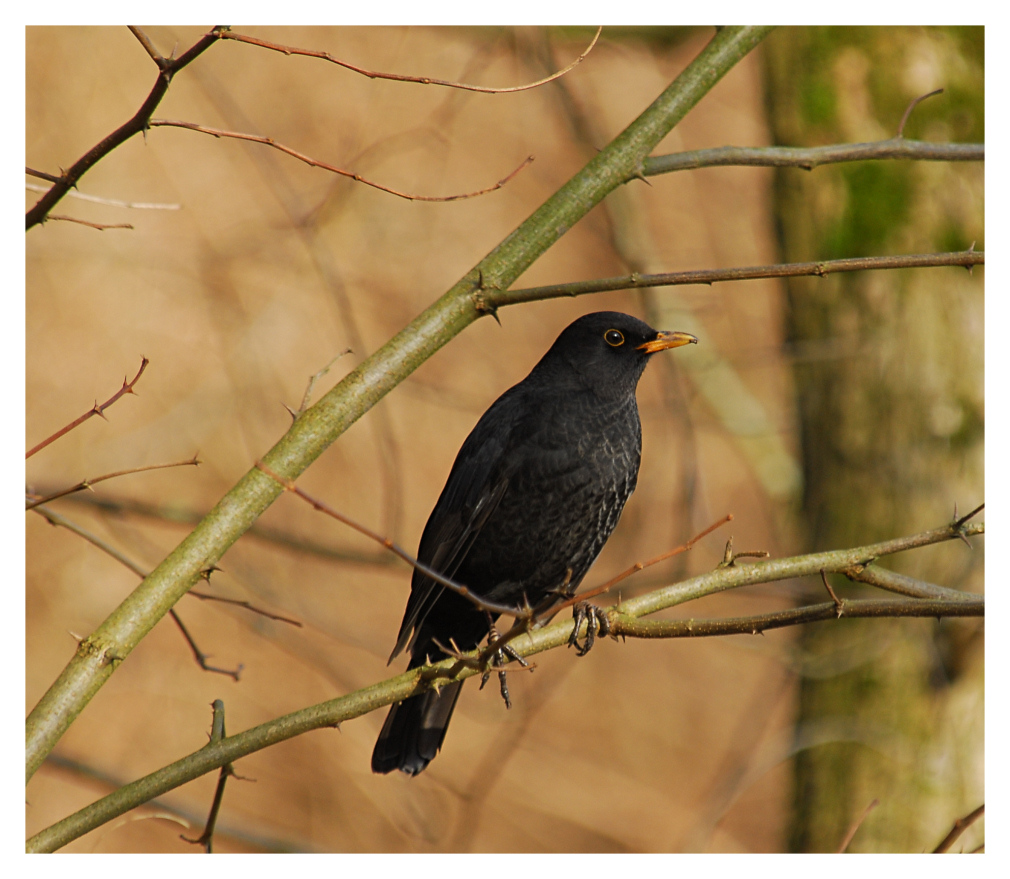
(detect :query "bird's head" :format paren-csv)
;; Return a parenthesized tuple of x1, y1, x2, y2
(533, 311, 697, 398)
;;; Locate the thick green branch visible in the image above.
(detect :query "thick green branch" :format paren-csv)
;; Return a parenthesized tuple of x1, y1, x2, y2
(26, 26, 776, 784)
(27, 517, 981, 852)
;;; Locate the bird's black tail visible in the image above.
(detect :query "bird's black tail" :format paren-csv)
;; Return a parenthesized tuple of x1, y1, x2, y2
(371, 680, 464, 775)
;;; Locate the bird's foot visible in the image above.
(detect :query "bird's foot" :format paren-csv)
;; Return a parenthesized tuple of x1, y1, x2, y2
(568, 602, 611, 656)
(479, 626, 530, 710)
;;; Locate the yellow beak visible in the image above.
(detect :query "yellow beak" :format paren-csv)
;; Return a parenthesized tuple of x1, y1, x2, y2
(636, 330, 698, 354)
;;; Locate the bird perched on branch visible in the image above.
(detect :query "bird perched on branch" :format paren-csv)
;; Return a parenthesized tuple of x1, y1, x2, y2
(372, 311, 697, 775)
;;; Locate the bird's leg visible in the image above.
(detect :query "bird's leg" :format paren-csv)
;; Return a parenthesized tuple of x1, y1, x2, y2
(568, 602, 612, 656)
(479, 622, 530, 710)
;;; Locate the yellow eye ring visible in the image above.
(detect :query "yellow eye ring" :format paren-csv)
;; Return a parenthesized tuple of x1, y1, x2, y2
(604, 329, 625, 347)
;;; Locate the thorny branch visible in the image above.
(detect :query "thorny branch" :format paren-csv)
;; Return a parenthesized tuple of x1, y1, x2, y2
(26, 457, 200, 510)
(490, 250, 984, 308)
(27, 515, 984, 853)
(26, 28, 227, 229)
(219, 26, 602, 93)
(26, 357, 149, 458)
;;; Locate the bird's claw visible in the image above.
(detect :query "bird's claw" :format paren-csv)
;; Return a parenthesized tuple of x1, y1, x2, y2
(568, 601, 610, 656)
(479, 628, 530, 710)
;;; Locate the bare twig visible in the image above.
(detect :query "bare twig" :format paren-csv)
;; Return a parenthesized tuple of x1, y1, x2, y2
(26, 357, 149, 459)
(25, 182, 180, 210)
(897, 88, 944, 137)
(148, 119, 534, 202)
(953, 501, 984, 529)
(43, 215, 134, 231)
(491, 250, 985, 308)
(26, 166, 63, 184)
(128, 26, 166, 67)
(297, 349, 352, 414)
(837, 798, 880, 852)
(933, 803, 984, 853)
(220, 26, 602, 94)
(820, 569, 844, 616)
(26, 457, 200, 510)
(188, 591, 302, 627)
(169, 610, 243, 681)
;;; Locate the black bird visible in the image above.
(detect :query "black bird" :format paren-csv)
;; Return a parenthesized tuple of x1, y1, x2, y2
(372, 311, 697, 775)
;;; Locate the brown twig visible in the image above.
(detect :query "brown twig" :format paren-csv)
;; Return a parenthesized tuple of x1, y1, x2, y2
(953, 501, 984, 530)
(26, 166, 63, 184)
(169, 610, 243, 681)
(552, 514, 733, 614)
(492, 250, 985, 308)
(26, 357, 149, 459)
(837, 798, 880, 852)
(188, 591, 302, 627)
(820, 570, 843, 617)
(128, 26, 166, 67)
(44, 215, 134, 231)
(933, 803, 984, 853)
(26, 456, 200, 510)
(148, 119, 534, 202)
(255, 462, 523, 618)
(220, 26, 602, 94)
(27, 27, 227, 229)
(897, 87, 944, 137)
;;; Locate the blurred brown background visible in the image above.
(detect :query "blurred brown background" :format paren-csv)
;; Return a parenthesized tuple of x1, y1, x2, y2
(26, 26, 983, 852)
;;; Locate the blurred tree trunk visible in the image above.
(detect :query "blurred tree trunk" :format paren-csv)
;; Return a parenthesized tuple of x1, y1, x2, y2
(763, 27, 984, 852)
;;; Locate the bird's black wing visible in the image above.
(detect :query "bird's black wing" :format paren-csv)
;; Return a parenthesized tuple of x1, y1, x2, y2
(388, 388, 524, 661)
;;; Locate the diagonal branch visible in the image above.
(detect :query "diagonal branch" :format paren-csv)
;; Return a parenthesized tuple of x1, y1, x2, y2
(26, 357, 149, 459)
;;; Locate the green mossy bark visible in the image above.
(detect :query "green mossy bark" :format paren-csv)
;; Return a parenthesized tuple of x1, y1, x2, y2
(764, 26, 983, 852)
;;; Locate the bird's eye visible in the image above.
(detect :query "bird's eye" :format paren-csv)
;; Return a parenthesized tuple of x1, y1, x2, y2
(604, 329, 625, 347)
